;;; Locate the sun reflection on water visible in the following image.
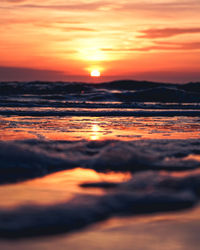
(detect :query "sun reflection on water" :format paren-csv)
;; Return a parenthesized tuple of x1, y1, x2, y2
(90, 124, 101, 140)
(1, 116, 200, 141)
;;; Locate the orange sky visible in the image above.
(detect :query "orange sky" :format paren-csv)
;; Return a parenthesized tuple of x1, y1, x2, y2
(1, 0, 200, 82)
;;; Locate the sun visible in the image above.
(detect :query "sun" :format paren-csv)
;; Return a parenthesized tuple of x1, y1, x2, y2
(90, 69, 101, 77)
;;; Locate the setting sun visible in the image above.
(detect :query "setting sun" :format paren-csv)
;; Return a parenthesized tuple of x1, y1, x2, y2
(90, 70, 101, 77)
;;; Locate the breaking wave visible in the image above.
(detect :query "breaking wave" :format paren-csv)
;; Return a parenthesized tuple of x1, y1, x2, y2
(0, 139, 200, 184)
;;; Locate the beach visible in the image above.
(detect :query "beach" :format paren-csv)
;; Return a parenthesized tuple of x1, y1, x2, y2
(0, 80, 200, 249)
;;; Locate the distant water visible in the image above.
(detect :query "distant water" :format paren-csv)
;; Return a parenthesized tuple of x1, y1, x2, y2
(0, 80, 200, 117)
(0, 80, 200, 239)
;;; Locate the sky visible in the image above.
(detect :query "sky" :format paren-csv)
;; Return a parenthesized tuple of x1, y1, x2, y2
(0, 0, 200, 82)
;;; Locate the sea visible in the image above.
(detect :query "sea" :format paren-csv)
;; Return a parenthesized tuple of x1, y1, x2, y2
(0, 80, 200, 249)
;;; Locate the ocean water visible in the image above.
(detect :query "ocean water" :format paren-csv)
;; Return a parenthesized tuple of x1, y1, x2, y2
(0, 80, 200, 243)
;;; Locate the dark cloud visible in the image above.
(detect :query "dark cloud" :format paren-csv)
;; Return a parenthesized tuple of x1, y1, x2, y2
(138, 28, 200, 39)
(130, 71, 200, 84)
(0, 66, 67, 81)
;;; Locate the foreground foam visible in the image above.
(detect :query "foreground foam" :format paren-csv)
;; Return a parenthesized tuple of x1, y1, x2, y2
(2, 169, 200, 238)
(0, 188, 196, 239)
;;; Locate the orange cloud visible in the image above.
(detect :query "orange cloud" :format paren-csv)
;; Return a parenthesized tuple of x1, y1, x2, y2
(1, 0, 200, 82)
(102, 42, 200, 52)
(138, 27, 200, 39)
(16, 2, 109, 11)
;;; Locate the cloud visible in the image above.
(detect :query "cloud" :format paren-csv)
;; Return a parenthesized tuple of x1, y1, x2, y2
(16, 2, 109, 11)
(60, 27, 96, 32)
(155, 41, 200, 50)
(114, 0, 200, 12)
(4, 0, 27, 3)
(132, 71, 200, 83)
(0, 17, 85, 28)
(33, 22, 97, 32)
(3, 0, 197, 13)
(3, 0, 200, 14)
(138, 27, 200, 39)
(101, 41, 200, 53)
(0, 66, 67, 81)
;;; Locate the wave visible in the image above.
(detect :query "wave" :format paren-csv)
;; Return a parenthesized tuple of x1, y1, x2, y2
(0, 139, 200, 185)
(0, 81, 200, 103)
(1, 99, 200, 110)
(0, 110, 200, 117)
(1, 80, 200, 239)
(114, 87, 200, 103)
(0, 170, 199, 238)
